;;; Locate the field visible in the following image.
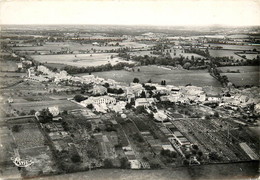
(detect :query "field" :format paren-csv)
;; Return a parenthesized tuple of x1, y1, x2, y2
(0, 61, 18, 72)
(170, 49, 205, 59)
(206, 43, 260, 51)
(11, 42, 121, 52)
(12, 123, 45, 149)
(238, 53, 259, 60)
(31, 53, 134, 67)
(11, 99, 83, 113)
(129, 51, 159, 57)
(11, 41, 152, 52)
(36, 161, 259, 180)
(209, 49, 243, 60)
(218, 66, 259, 86)
(92, 65, 221, 87)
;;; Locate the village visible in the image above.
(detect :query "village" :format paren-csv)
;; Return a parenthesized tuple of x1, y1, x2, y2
(0, 54, 259, 178)
(0, 25, 259, 179)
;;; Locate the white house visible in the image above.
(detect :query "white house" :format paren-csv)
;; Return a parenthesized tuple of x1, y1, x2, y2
(80, 96, 116, 107)
(92, 85, 107, 95)
(135, 98, 155, 108)
(48, 106, 59, 116)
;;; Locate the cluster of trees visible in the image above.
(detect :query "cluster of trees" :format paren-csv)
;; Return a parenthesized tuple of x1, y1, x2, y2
(74, 94, 87, 102)
(38, 108, 53, 123)
(160, 149, 177, 158)
(61, 62, 135, 74)
(131, 54, 207, 70)
(133, 77, 140, 83)
(107, 87, 124, 94)
(12, 125, 22, 132)
(161, 80, 166, 85)
(184, 47, 210, 58)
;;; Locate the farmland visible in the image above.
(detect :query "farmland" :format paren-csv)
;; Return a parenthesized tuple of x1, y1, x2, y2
(209, 49, 243, 60)
(11, 99, 83, 113)
(169, 49, 205, 59)
(92, 65, 222, 87)
(11, 42, 122, 52)
(206, 44, 260, 51)
(218, 66, 259, 86)
(31, 53, 134, 67)
(12, 123, 45, 149)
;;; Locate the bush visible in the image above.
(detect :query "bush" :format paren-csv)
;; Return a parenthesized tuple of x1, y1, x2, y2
(87, 104, 94, 109)
(71, 154, 81, 163)
(103, 159, 114, 168)
(39, 108, 53, 123)
(12, 125, 22, 132)
(74, 94, 87, 102)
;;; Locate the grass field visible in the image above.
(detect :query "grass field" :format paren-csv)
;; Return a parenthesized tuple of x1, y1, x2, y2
(31, 53, 134, 67)
(218, 66, 259, 86)
(40, 161, 259, 180)
(11, 99, 83, 113)
(12, 42, 121, 51)
(129, 50, 159, 57)
(92, 65, 221, 87)
(12, 123, 45, 149)
(170, 49, 205, 59)
(206, 44, 260, 51)
(11, 41, 151, 52)
(209, 49, 243, 60)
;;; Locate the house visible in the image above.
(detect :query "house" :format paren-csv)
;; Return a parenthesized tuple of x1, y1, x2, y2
(153, 110, 168, 122)
(255, 103, 260, 114)
(207, 95, 221, 103)
(135, 98, 155, 108)
(127, 83, 145, 97)
(129, 160, 141, 169)
(162, 145, 175, 152)
(81, 96, 116, 106)
(48, 106, 60, 116)
(92, 85, 107, 95)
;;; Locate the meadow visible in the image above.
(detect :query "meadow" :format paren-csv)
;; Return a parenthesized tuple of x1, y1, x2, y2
(11, 99, 84, 113)
(206, 44, 260, 51)
(11, 42, 121, 52)
(170, 49, 205, 59)
(11, 41, 151, 52)
(218, 66, 259, 86)
(31, 53, 134, 67)
(209, 49, 243, 60)
(92, 65, 222, 87)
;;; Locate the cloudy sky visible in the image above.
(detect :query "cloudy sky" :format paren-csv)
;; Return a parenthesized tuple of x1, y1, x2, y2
(0, 0, 259, 26)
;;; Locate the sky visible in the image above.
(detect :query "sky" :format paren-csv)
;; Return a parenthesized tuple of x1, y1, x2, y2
(0, 0, 259, 26)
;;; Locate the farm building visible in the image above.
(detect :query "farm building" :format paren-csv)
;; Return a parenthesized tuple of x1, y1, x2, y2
(92, 85, 107, 95)
(135, 98, 155, 108)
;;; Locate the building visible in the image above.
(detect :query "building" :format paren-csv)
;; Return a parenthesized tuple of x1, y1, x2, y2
(80, 96, 116, 107)
(92, 85, 107, 95)
(48, 106, 60, 116)
(135, 98, 155, 108)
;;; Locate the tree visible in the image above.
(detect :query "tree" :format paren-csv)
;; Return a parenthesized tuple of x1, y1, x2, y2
(103, 159, 114, 168)
(29, 109, 36, 115)
(133, 78, 140, 83)
(74, 94, 87, 102)
(125, 103, 132, 109)
(136, 106, 145, 114)
(71, 154, 81, 163)
(39, 108, 53, 123)
(120, 157, 130, 169)
(87, 104, 94, 109)
(147, 79, 152, 83)
(12, 125, 22, 132)
(117, 88, 124, 94)
(140, 91, 146, 98)
(103, 83, 110, 88)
